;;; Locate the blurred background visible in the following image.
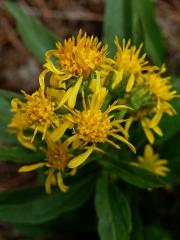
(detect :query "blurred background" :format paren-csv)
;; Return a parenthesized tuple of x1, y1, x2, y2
(0, 0, 180, 239)
(0, 0, 180, 92)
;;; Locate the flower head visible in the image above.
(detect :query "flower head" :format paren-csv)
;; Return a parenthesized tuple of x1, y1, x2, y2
(113, 37, 152, 92)
(125, 107, 163, 145)
(125, 66, 177, 144)
(19, 135, 76, 193)
(43, 31, 112, 109)
(8, 79, 58, 146)
(143, 66, 176, 102)
(132, 144, 169, 176)
(63, 83, 136, 168)
(44, 30, 109, 80)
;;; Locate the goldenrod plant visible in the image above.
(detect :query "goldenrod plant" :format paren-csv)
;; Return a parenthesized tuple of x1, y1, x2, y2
(0, 1, 179, 240)
(7, 30, 178, 194)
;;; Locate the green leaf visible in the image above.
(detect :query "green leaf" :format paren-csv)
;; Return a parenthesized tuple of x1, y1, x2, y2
(144, 226, 171, 240)
(95, 172, 132, 240)
(5, 0, 58, 63)
(13, 204, 96, 237)
(131, 9, 144, 45)
(0, 175, 95, 224)
(99, 160, 165, 189)
(0, 145, 44, 163)
(130, 206, 144, 240)
(132, 0, 166, 65)
(0, 89, 21, 101)
(0, 90, 20, 144)
(160, 132, 180, 185)
(103, 0, 132, 56)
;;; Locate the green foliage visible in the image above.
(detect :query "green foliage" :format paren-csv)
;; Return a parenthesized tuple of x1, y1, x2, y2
(144, 226, 171, 240)
(0, 145, 44, 163)
(131, 0, 166, 65)
(99, 159, 165, 189)
(103, 0, 132, 56)
(95, 172, 132, 240)
(5, 0, 58, 63)
(103, 0, 166, 65)
(0, 175, 95, 224)
(161, 132, 180, 185)
(130, 207, 144, 240)
(0, 90, 20, 144)
(0, 1, 179, 239)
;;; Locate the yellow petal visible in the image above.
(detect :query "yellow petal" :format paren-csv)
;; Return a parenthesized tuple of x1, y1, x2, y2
(44, 59, 63, 75)
(125, 117, 134, 132)
(126, 74, 135, 92)
(153, 126, 163, 136)
(54, 73, 72, 82)
(17, 131, 36, 151)
(50, 121, 70, 142)
(91, 88, 108, 110)
(19, 162, 46, 172)
(112, 70, 123, 89)
(63, 135, 79, 147)
(47, 88, 65, 101)
(57, 172, 69, 192)
(110, 133, 136, 153)
(89, 78, 96, 92)
(94, 71, 101, 92)
(58, 87, 73, 108)
(155, 167, 169, 176)
(31, 126, 39, 143)
(143, 128, 155, 144)
(144, 144, 154, 159)
(68, 147, 94, 168)
(45, 49, 59, 58)
(137, 156, 145, 163)
(68, 76, 83, 109)
(39, 69, 49, 92)
(150, 111, 163, 128)
(131, 162, 140, 167)
(69, 168, 77, 176)
(107, 104, 132, 113)
(155, 160, 168, 166)
(11, 98, 21, 109)
(93, 146, 105, 153)
(106, 138, 121, 149)
(45, 169, 55, 194)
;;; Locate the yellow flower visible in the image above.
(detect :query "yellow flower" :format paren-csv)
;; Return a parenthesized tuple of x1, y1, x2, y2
(63, 84, 136, 169)
(113, 37, 152, 92)
(8, 77, 58, 147)
(142, 66, 177, 127)
(19, 135, 77, 194)
(132, 144, 169, 176)
(8, 112, 36, 151)
(125, 66, 177, 144)
(43, 30, 112, 109)
(45, 30, 109, 79)
(125, 108, 163, 145)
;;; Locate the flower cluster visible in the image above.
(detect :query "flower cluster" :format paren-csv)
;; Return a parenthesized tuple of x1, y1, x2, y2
(9, 31, 177, 192)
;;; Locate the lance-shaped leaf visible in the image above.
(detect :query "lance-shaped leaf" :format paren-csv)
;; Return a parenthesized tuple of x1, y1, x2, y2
(99, 160, 165, 189)
(5, 0, 58, 63)
(0, 145, 44, 163)
(0, 175, 95, 224)
(103, 0, 132, 56)
(95, 172, 132, 240)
